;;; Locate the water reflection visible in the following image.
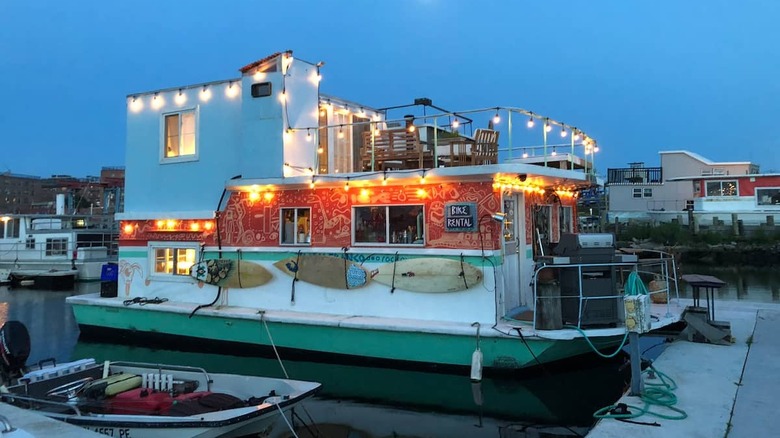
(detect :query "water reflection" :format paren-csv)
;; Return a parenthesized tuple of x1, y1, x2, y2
(678, 265, 780, 302)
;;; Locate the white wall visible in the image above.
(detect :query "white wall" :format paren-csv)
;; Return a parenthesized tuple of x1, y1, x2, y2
(124, 82, 243, 217)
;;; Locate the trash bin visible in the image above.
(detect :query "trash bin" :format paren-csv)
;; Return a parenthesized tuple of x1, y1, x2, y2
(100, 263, 118, 298)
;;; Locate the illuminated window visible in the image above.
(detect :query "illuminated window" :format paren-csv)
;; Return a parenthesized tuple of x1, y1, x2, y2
(643, 188, 653, 198)
(353, 205, 424, 245)
(281, 208, 311, 245)
(45, 238, 68, 256)
(0, 218, 20, 238)
(150, 244, 197, 277)
(163, 109, 197, 161)
(706, 180, 738, 197)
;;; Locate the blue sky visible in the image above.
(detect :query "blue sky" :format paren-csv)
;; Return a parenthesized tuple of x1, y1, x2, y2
(2, 0, 779, 178)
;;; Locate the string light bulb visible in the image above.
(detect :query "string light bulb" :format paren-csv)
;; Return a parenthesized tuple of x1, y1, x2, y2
(544, 119, 552, 133)
(225, 82, 239, 98)
(527, 117, 535, 128)
(452, 117, 460, 129)
(344, 180, 350, 191)
(175, 89, 186, 106)
(573, 130, 581, 141)
(338, 125, 344, 138)
(493, 109, 500, 125)
(317, 147, 324, 154)
(306, 129, 312, 142)
(560, 126, 567, 138)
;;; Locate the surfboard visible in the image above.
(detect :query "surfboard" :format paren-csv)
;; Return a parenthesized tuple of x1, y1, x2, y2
(273, 254, 370, 289)
(372, 258, 483, 293)
(189, 259, 272, 288)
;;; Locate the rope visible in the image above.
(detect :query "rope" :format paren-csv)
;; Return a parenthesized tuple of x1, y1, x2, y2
(274, 403, 299, 438)
(390, 251, 399, 294)
(123, 297, 168, 306)
(459, 253, 469, 290)
(593, 363, 687, 421)
(261, 314, 290, 379)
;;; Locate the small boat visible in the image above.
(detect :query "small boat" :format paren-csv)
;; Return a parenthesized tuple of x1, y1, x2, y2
(8, 269, 77, 290)
(0, 321, 321, 438)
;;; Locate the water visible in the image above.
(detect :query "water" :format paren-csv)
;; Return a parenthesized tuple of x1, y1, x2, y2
(3, 268, 778, 437)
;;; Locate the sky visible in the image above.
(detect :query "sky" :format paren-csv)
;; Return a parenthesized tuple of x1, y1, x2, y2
(2, 0, 779, 178)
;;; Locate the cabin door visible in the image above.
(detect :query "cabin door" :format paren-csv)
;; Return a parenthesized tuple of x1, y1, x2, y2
(501, 194, 524, 313)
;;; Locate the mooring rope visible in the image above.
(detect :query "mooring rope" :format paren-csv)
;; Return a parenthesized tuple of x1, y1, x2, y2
(261, 313, 289, 379)
(290, 251, 301, 305)
(274, 403, 300, 438)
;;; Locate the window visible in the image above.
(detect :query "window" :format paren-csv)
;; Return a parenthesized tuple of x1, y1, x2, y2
(559, 206, 573, 236)
(151, 245, 197, 276)
(354, 205, 424, 245)
(281, 208, 311, 245)
(643, 188, 653, 198)
(163, 110, 197, 160)
(45, 238, 68, 256)
(706, 180, 738, 197)
(632, 188, 642, 198)
(756, 188, 780, 206)
(0, 218, 20, 239)
(25, 236, 35, 249)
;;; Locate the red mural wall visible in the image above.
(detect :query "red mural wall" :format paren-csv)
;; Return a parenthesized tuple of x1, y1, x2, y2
(121, 182, 503, 251)
(693, 175, 780, 197)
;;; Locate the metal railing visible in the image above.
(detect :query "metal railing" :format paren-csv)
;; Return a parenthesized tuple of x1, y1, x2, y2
(606, 167, 663, 185)
(532, 252, 680, 331)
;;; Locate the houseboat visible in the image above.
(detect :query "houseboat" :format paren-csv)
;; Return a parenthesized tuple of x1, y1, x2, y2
(67, 51, 684, 373)
(1, 194, 118, 287)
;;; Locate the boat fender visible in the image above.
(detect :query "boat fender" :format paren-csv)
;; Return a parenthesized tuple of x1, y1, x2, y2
(82, 373, 142, 399)
(470, 322, 483, 382)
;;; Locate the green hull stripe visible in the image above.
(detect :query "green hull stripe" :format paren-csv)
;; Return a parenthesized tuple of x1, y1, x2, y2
(71, 303, 618, 369)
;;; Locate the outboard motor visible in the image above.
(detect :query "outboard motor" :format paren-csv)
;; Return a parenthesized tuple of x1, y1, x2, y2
(0, 321, 30, 382)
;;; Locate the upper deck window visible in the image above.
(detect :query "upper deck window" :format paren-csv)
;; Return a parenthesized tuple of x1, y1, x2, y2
(162, 109, 197, 162)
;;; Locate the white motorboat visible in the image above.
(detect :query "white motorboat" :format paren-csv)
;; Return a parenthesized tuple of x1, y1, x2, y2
(0, 321, 321, 438)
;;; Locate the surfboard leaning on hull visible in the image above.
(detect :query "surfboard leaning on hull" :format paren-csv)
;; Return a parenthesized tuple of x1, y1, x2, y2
(189, 259, 273, 288)
(273, 254, 371, 289)
(372, 257, 484, 293)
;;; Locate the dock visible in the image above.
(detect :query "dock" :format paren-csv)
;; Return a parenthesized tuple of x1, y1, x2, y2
(0, 402, 103, 437)
(587, 300, 780, 437)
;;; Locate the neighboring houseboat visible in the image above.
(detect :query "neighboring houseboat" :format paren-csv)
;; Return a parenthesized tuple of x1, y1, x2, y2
(67, 51, 683, 373)
(0, 194, 118, 286)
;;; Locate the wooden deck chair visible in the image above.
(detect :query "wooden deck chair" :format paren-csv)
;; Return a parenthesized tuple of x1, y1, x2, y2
(471, 129, 499, 165)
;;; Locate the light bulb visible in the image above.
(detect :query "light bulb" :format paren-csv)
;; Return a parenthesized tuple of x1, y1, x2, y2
(573, 131, 581, 141)
(544, 120, 552, 133)
(306, 131, 312, 142)
(452, 118, 460, 129)
(493, 112, 500, 125)
(527, 117, 535, 128)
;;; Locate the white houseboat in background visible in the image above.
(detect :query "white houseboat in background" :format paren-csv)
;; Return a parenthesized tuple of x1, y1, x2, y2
(1, 194, 118, 288)
(67, 51, 684, 373)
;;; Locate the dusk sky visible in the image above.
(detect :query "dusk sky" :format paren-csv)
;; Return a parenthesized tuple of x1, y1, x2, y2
(2, 1, 778, 178)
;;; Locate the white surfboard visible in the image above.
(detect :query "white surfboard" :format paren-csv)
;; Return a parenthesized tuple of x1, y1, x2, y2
(372, 258, 482, 293)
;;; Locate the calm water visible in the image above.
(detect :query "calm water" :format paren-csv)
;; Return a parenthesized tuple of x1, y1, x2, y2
(2, 267, 778, 437)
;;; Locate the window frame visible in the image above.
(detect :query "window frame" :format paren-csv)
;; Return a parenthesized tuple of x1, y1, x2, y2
(45, 238, 68, 257)
(559, 205, 573, 237)
(160, 107, 199, 164)
(148, 242, 199, 281)
(352, 204, 425, 247)
(280, 207, 312, 246)
(705, 180, 738, 197)
(632, 188, 642, 198)
(643, 188, 653, 198)
(756, 187, 780, 207)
